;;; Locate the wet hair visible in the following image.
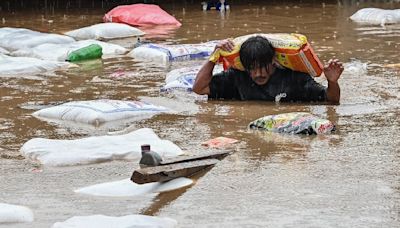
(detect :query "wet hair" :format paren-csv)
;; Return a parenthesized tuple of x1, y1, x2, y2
(239, 36, 275, 72)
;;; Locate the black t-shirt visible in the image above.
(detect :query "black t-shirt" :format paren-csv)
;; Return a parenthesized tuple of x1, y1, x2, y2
(209, 67, 327, 102)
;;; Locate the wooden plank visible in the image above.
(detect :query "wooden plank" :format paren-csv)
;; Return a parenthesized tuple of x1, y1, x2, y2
(160, 150, 231, 165)
(131, 159, 219, 184)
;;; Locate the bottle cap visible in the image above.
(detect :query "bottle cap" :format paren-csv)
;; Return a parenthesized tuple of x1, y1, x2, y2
(141, 144, 151, 152)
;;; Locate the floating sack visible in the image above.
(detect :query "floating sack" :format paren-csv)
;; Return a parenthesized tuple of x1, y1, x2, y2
(129, 41, 217, 63)
(162, 65, 224, 92)
(75, 178, 192, 197)
(20, 128, 183, 166)
(11, 40, 127, 61)
(0, 54, 70, 75)
(66, 44, 103, 62)
(104, 4, 182, 27)
(350, 8, 400, 26)
(0, 203, 34, 224)
(210, 33, 323, 77)
(249, 112, 335, 135)
(52, 214, 177, 228)
(0, 27, 75, 51)
(65, 23, 145, 40)
(32, 99, 168, 126)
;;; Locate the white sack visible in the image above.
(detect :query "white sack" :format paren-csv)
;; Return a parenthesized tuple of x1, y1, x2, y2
(75, 178, 193, 197)
(350, 8, 400, 26)
(128, 41, 218, 63)
(0, 203, 34, 224)
(32, 99, 168, 125)
(20, 128, 183, 166)
(0, 54, 70, 75)
(65, 23, 145, 40)
(52, 214, 177, 228)
(0, 27, 75, 51)
(162, 65, 223, 92)
(12, 40, 127, 61)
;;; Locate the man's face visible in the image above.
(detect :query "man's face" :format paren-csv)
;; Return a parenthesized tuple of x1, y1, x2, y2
(249, 63, 274, 85)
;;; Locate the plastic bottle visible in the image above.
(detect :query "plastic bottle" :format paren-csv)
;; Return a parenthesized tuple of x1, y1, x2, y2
(139, 144, 163, 168)
(66, 44, 103, 62)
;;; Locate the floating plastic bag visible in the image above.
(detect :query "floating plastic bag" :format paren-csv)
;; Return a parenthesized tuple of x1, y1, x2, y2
(0, 203, 34, 224)
(11, 40, 127, 61)
(128, 41, 217, 63)
(0, 54, 70, 75)
(249, 112, 335, 135)
(32, 99, 168, 126)
(65, 23, 145, 40)
(20, 128, 183, 166)
(350, 8, 400, 26)
(201, 137, 239, 148)
(75, 178, 192, 197)
(0, 27, 75, 51)
(162, 65, 224, 92)
(52, 214, 177, 228)
(104, 4, 182, 27)
(66, 44, 103, 62)
(211, 33, 323, 77)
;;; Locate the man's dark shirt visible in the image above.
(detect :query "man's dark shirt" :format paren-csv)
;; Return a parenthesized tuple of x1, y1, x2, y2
(209, 67, 327, 102)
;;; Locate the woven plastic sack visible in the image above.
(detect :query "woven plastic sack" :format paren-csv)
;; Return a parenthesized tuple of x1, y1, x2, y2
(0, 54, 70, 75)
(20, 128, 183, 166)
(12, 40, 127, 61)
(350, 8, 400, 26)
(161, 64, 223, 92)
(0, 27, 75, 52)
(129, 41, 217, 63)
(32, 99, 168, 126)
(210, 33, 323, 77)
(104, 4, 181, 27)
(249, 112, 335, 135)
(65, 23, 145, 40)
(0, 203, 34, 224)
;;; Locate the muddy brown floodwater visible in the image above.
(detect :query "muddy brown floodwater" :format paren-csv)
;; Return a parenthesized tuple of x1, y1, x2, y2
(1, 1, 400, 227)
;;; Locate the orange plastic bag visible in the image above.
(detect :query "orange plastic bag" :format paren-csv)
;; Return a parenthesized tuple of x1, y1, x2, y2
(211, 33, 323, 77)
(104, 4, 182, 27)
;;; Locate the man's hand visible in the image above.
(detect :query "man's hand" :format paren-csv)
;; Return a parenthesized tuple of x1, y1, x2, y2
(324, 59, 344, 104)
(215, 39, 235, 52)
(324, 59, 344, 83)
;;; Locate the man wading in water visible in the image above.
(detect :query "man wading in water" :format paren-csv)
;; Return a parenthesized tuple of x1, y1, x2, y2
(193, 36, 344, 104)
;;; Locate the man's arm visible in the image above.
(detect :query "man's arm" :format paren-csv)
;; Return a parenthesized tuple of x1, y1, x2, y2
(193, 39, 234, 95)
(324, 59, 344, 104)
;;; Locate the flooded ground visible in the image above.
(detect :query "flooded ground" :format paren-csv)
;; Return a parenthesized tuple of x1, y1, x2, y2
(1, 1, 400, 227)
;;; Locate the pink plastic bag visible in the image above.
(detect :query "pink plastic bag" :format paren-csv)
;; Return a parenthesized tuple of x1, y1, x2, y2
(104, 4, 182, 27)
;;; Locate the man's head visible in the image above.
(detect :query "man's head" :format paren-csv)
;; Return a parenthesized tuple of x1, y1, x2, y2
(239, 36, 275, 85)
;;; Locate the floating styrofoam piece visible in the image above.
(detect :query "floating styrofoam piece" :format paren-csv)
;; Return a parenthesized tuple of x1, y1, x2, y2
(128, 41, 218, 63)
(350, 8, 400, 26)
(162, 65, 223, 92)
(20, 128, 183, 166)
(75, 178, 193, 197)
(12, 40, 127, 61)
(32, 100, 168, 125)
(0, 27, 75, 51)
(0, 54, 70, 75)
(52, 214, 177, 228)
(0, 203, 34, 224)
(65, 23, 145, 40)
